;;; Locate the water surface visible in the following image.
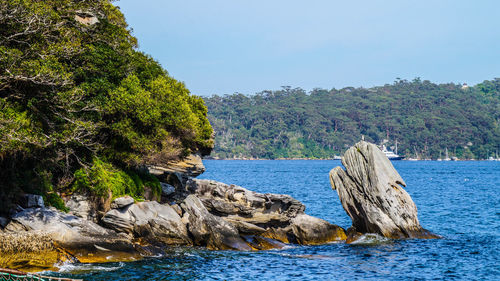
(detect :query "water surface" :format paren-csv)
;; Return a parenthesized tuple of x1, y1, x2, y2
(49, 160, 499, 280)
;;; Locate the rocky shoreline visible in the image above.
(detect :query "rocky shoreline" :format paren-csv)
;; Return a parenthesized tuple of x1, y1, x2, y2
(0, 155, 346, 271)
(0, 142, 438, 272)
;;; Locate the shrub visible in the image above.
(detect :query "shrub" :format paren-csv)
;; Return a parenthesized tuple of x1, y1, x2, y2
(73, 158, 161, 200)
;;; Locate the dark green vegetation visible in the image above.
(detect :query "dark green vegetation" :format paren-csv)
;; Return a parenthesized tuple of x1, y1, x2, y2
(0, 0, 212, 213)
(205, 79, 500, 160)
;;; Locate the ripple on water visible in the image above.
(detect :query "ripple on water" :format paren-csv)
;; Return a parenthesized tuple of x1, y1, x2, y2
(44, 160, 499, 280)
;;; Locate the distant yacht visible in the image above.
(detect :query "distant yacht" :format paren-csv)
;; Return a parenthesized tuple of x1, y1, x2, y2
(487, 150, 500, 161)
(333, 155, 342, 160)
(443, 148, 451, 161)
(381, 145, 403, 160)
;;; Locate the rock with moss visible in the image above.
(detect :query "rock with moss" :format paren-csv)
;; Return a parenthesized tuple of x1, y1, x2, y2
(329, 141, 438, 240)
(3, 207, 139, 266)
(0, 232, 66, 271)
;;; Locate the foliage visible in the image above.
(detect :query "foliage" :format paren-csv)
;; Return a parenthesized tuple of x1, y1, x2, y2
(204, 79, 500, 160)
(0, 0, 213, 208)
(43, 193, 69, 212)
(73, 158, 160, 200)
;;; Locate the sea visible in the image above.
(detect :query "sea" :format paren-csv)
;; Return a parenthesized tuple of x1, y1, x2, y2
(47, 160, 499, 280)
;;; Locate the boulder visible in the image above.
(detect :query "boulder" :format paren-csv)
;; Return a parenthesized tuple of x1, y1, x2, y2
(21, 194, 44, 208)
(182, 195, 252, 250)
(148, 153, 205, 178)
(102, 201, 190, 245)
(111, 196, 134, 209)
(67, 191, 113, 222)
(290, 214, 346, 245)
(101, 207, 134, 233)
(8, 205, 25, 217)
(329, 141, 438, 239)
(186, 179, 346, 245)
(187, 179, 305, 221)
(66, 194, 93, 220)
(4, 207, 139, 264)
(161, 182, 175, 196)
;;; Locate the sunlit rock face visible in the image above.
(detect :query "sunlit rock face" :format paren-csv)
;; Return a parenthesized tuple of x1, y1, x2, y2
(147, 153, 206, 179)
(329, 141, 438, 240)
(187, 179, 346, 247)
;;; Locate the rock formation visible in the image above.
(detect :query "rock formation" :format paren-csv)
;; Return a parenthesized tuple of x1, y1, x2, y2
(2, 207, 139, 270)
(186, 179, 346, 246)
(147, 153, 206, 178)
(1, 178, 346, 271)
(329, 141, 438, 240)
(181, 194, 252, 250)
(102, 200, 191, 246)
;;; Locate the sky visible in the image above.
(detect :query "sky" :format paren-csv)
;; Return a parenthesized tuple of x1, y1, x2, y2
(116, 0, 500, 96)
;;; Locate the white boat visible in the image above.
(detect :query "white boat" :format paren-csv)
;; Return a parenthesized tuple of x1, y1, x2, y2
(443, 148, 451, 161)
(333, 155, 342, 160)
(381, 145, 403, 160)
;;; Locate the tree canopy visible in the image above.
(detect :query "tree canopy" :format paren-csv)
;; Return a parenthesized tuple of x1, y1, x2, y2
(0, 0, 213, 211)
(204, 79, 500, 160)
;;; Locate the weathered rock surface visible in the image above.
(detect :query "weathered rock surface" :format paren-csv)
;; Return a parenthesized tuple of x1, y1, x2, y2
(3, 207, 139, 265)
(66, 194, 92, 220)
(148, 153, 205, 178)
(66, 192, 113, 222)
(182, 195, 252, 250)
(21, 194, 44, 208)
(161, 182, 176, 196)
(3, 168, 350, 271)
(111, 196, 135, 209)
(102, 201, 190, 245)
(329, 141, 437, 239)
(0, 232, 66, 271)
(186, 179, 346, 246)
(291, 214, 346, 244)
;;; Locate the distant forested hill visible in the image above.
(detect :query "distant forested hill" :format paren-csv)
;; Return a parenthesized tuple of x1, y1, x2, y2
(204, 78, 500, 160)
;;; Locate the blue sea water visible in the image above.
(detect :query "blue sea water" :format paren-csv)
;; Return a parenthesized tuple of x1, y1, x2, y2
(49, 160, 499, 280)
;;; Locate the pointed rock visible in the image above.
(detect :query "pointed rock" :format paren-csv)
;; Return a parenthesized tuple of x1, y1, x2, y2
(329, 141, 438, 239)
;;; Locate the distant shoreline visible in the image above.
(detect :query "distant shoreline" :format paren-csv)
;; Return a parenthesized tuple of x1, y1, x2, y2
(203, 158, 497, 161)
(203, 158, 339, 160)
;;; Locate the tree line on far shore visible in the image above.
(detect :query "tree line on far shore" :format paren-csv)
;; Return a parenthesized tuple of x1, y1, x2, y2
(204, 78, 500, 160)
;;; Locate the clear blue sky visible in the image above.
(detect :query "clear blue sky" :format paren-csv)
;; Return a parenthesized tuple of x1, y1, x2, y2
(116, 0, 499, 96)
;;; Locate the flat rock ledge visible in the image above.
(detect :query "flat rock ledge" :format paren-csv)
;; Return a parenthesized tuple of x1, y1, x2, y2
(1, 179, 345, 271)
(329, 141, 439, 241)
